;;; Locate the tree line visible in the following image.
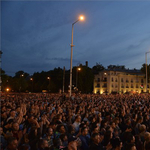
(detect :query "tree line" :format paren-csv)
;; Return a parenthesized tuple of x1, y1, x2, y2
(1, 63, 150, 93)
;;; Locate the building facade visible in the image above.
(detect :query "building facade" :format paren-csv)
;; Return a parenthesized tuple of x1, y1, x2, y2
(93, 69, 150, 94)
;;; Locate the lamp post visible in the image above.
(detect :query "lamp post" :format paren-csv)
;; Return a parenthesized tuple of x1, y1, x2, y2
(19, 74, 24, 92)
(30, 78, 33, 93)
(47, 77, 50, 92)
(145, 51, 150, 92)
(69, 15, 84, 97)
(0, 50, 2, 97)
(76, 67, 81, 89)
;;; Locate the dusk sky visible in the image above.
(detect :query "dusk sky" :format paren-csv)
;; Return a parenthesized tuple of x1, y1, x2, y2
(1, 1, 150, 76)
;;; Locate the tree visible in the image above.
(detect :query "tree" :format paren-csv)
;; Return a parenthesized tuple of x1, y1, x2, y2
(92, 63, 105, 74)
(73, 65, 94, 93)
(141, 63, 150, 80)
(107, 65, 126, 70)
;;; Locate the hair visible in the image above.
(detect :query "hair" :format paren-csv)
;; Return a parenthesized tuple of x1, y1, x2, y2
(91, 133, 99, 141)
(7, 136, 17, 145)
(68, 125, 75, 133)
(59, 134, 67, 142)
(75, 115, 81, 121)
(81, 127, 87, 133)
(139, 124, 146, 133)
(126, 133, 134, 143)
(56, 124, 65, 132)
(136, 116, 143, 123)
(110, 138, 121, 149)
(38, 139, 46, 148)
(144, 132, 150, 142)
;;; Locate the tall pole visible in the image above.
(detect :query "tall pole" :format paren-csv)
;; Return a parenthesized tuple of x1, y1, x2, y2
(0, 51, 2, 97)
(69, 24, 74, 97)
(63, 66, 65, 94)
(76, 68, 78, 89)
(145, 51, 150, 92)
(146, 53, 147, 92)
(69, 15, 84, 97)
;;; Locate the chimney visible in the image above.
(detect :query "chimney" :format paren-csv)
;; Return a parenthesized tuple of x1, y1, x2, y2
(85, 61, 88, 67)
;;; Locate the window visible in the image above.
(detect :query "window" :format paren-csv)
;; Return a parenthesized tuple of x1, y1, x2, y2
(126, 79, 129, 83)
(136, 84, 138, 88)
(96, 84, 100, 87)
(141, 79, 144, 83)
(121, 78, 123, 82)
(131, 79, 133, 83)
(112, 84, 114, 88)
(115, 78, 118, 82)
(112, 78, 114, 82)
(131, 84, 134, 88)
(103, 83, 107, 87)
(97, 78, 100, 82)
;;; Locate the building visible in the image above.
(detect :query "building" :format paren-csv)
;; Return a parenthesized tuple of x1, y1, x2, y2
(93, 69, 149, 94)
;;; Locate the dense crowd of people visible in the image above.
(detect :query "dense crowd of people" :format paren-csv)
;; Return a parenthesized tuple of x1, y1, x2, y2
(0, 93, 150, 150)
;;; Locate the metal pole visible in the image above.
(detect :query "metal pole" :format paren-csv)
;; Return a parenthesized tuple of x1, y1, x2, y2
(146, 53, 147, 92)
(76, 68, 78, 89)
(69, 19, 80, 97)
(70, 24, 74, 97)
(145, 51, 150, 93)
(0, 51, 2, 97)
(63, 66, 65, 94)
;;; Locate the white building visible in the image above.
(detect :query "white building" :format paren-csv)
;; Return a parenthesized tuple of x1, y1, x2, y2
(93, 69, 149, 94)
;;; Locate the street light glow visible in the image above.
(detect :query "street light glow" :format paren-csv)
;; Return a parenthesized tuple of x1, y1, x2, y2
(6, 88, 10, 92)
(79, 15, 84, 21)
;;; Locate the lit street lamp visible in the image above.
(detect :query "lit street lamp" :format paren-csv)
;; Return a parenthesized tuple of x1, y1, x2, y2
(30, 78, 33, 92)
(76, 67, 81, 89)
(145, 51, 150, 92)
(69, 15, 85, 97)
(47, 76, 50, 92)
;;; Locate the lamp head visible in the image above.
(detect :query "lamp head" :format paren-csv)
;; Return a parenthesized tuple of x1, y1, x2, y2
(79, 15, 84, 21)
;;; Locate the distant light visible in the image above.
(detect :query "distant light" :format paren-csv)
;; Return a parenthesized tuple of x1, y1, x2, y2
(30, 78, 33, 81)
(79, 15, 84, 21)
(78, 68, 81, 71)
(6, 88, 10, 92)
(104, 73, 107, 75)
(47, 77, 50, 80)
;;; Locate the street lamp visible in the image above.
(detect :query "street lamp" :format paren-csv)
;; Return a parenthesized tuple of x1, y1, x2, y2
(76, 67, 81, 89)
(145, 51, 150, 92)
(47, 77, 50, 92)
(0, 50, 2, 97)
(30, 78, 33, 92)
(69, 15, 85, 97)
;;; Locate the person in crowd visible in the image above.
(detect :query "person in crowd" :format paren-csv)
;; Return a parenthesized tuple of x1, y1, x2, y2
(38, 139, 49, 150)
(73, 115, 81, 134)
(89, 133, 103, 150)
(110, 137, 122, 150)
(4, 136, 18, 150)
(79, 127, 90, 150)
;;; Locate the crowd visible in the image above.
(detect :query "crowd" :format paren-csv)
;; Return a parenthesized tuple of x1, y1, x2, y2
(0, 93, 150, 150)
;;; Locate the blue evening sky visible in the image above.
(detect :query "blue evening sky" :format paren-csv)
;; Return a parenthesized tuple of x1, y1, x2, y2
(1, 1, 150, 76)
